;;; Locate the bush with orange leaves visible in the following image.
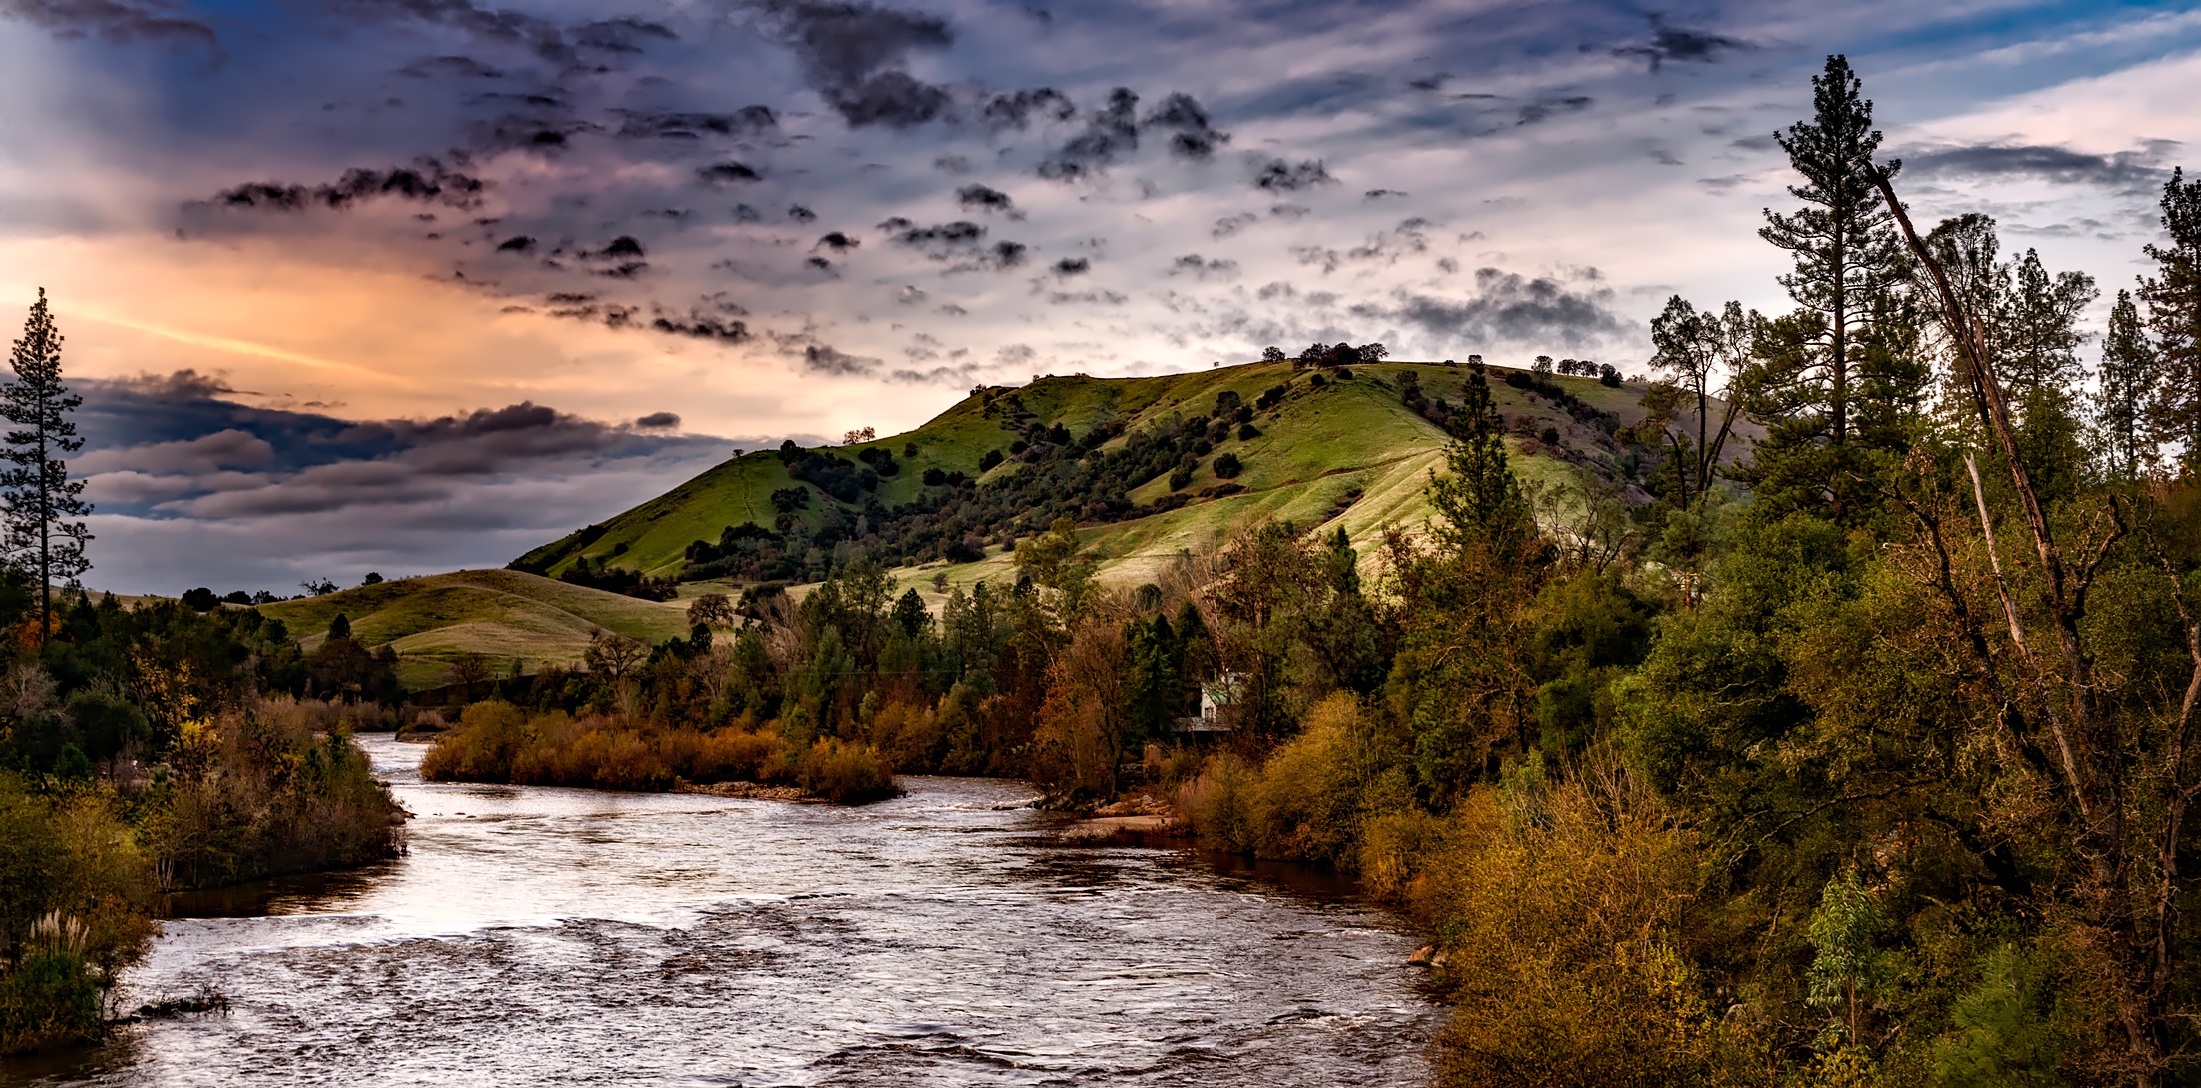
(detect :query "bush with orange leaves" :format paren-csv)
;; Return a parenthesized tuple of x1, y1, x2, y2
(422, 701, 896, 803)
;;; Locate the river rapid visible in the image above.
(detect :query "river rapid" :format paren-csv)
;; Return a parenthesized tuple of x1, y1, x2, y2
(8, 734, 1440, 1087)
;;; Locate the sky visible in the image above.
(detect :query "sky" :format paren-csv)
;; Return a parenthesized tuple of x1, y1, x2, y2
(2, 0, 2198, 594)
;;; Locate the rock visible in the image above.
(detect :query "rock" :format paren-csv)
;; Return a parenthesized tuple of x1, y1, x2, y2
(1408, 945, 1435, 966)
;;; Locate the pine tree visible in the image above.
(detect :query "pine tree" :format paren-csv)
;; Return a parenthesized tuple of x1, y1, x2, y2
(2141, 167, 2201, 471)
(2095, 289, 2154, 480)
(1999, 247, 2096, 398)
(1743, 55, 1919, 516)
(1, 289, 91, 634)
(1755, 54, 1909, 448)
(1429, 361, 1537, 565)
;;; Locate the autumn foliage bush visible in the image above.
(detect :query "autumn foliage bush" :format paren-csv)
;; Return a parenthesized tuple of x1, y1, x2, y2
(422, 701, 896, 803)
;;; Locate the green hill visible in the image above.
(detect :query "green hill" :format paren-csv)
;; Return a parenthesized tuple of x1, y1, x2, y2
(271, 359, 1749, 689)
(515, 360, 1693, 585)
(256, 569, 692, 689)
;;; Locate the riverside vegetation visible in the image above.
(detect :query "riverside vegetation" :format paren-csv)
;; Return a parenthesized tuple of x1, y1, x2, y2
(416, 57, 2201, 1086)
(0, 296, 404, 1054)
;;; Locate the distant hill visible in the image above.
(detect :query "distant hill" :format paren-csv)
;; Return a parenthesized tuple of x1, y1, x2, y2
(255, 569, 691, 689)
(262, 359, 1751, 688)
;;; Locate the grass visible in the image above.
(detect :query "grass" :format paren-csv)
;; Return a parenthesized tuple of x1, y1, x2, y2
(256, 570, 691, 688)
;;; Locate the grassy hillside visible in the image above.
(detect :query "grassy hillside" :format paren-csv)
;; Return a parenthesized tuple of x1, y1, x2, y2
(286, 359, 1750, 688)
(516, 360, 1702, 585)
(256, 569, 691, 688)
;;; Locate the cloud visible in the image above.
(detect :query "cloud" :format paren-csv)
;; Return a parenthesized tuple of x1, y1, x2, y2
(1169, 253, 1238, 281)
(1291, 217, 1432, 274)
(79, 429, 276, 475)
(1211, 212, 1259, 238)
(816, 230, 861, 252)
(1051, 256, 1089, 276)
(395, 55, 505, 79)
(1900, 141, 2174, 192)
(196, 160, 486, 214)
(760, 0, 956, 128)
(615, 107, 776, 140)
(1038, 88, 1140, 180)
(799, 343, 881, 375)
(634, 411, 681, 429)
(1, 0, 217, 48)
(1384, 266, 1630, 349)
(1612, 16, 1750, 71)
(1517, 96, 1593, 126)
(891, 219, 986, 255)
(956, 183, 1016, 214)
(1141, 92, 1229, 160)
(1252, 157, 1333, 192)
(981, 88, 1074, 129)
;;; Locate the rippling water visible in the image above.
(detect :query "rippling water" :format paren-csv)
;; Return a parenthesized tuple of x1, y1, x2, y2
(7, 735, 1439, 1087)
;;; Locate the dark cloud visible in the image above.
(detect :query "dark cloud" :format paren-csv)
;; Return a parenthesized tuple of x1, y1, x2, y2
(1, 0, 217, 48)
(956, 183, 1015, 213)
(1169, 253, 1238, 281)
(616, 107, 776, 140)
(1252, 158, 1333, 193)
(1141, 92, 1229, 160)
(933, 155, 973, 174)
(816, 231, 860, 252)
(648, 307, 750, 343)
(788, 204, 818, 223)
(801, 343, 881, 375)
(760, 0, 956, 129)
(955, 240, 1027, 272)
(495, 235, 535, 252)
(1212, 212, 1259, 239)
(197, 160, 486, 213)
(1364, 188, 1407, 201)
(1044, 289, 1126, 305)
(1901, 141, 2174, 192)
(573, 16, 677, 54)
(1612, 16, 1750, 71)
(1517, 96, 1593, 126)
(1038, 88, 1139, 181)
(981, 88, 1074, 130)
(891, 219, 986, 255)
(395, 55, 505, 79)
(1384, 266, 1629, 349)
(634, 411, 681, 429)
(1051, 256, 1089, 276)
(697, 161, 763, 185)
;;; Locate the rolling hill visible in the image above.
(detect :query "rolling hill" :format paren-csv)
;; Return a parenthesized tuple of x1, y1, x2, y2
(256, 569, 693, 689)
(263, 359, 1751, 687)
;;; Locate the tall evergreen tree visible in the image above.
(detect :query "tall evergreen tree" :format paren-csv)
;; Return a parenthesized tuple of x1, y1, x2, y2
(1, 290, 91, 633)
(1428, 360, 1537, 565)
(2096, 289, 2154, 479)
(2141, 167, 2201, 471)
(1743, 55, 1919, 516)
(1999, 246, 2097, 398)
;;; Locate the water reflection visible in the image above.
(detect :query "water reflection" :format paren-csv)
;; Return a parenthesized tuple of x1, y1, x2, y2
(5, 736, 1438, 1087)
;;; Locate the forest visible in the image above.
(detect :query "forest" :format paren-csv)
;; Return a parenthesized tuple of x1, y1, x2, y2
(422, 55, 2201, 1085)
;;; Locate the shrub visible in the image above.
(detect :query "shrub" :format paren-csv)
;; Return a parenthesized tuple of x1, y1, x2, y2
(1236, 423, 1260, 441)
(979, 449, 1004, 471)
(800, 738, 898, 803)
(1212, 452, 1242, 478)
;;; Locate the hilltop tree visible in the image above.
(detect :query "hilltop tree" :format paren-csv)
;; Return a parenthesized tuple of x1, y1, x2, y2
(1, 290, 91, 636)
(2142, 167, 2201, 470)
(2096, 289, 2154, 479)
(1646, 295, 1749, 508)
(1744, 55, 1917, 516)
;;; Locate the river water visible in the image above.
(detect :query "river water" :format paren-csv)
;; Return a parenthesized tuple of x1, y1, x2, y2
(7, 735, 1440, 1087)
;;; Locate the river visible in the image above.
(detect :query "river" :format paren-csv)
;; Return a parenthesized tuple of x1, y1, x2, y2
(7, 734, 1440, 1087)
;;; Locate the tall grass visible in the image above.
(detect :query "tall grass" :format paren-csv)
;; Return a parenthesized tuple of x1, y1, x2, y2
(0, 780, 157, 1055)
